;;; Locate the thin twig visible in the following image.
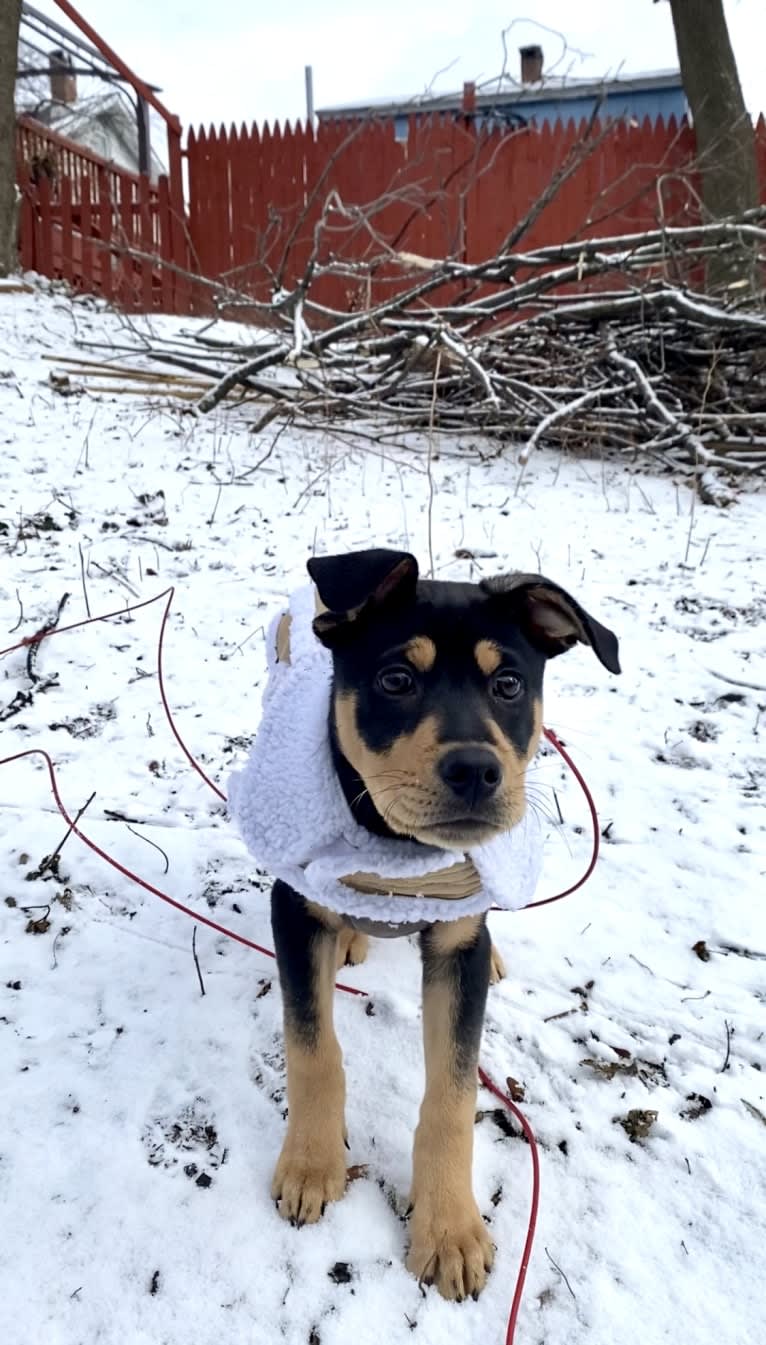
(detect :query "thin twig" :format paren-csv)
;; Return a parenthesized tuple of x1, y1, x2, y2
(545, 1247, 577, 1300)
(26, 593, 70, 683)
(629, 953, 655, 976)
(9, 589, 24, 635)
(706, 668, 766, 693)
(235, 416, 292, 481)
(720, 1020, 733, 1073)
(78, 543, 91, 618)
(125, 823, 170, 875)
(219, 624, 264, 662)
(90, 561, 140, 599)
(192, 926, 206, 997)
(28, 792, 96, 879)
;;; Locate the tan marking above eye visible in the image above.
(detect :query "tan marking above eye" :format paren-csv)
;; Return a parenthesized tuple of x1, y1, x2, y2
(404, 636, 437, 673)
(474, 639, 502, 676)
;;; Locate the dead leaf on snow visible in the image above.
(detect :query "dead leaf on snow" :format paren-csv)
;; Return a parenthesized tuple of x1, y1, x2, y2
(583, 1057, 627, 1080)
(25, 916, 51, 935)
(680, 1093, 712, 1121)
(346, 1164, 369, 1184)
(616, 1109, 658, 1142)
(582, 1057, 667, 1087)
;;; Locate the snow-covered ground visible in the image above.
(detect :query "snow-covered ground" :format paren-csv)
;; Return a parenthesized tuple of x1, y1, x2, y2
(1, 285, 764, 1345)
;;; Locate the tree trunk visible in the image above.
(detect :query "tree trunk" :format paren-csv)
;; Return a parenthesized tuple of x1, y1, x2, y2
(668, 0, 759, 291)
(0, 0, 22, 277)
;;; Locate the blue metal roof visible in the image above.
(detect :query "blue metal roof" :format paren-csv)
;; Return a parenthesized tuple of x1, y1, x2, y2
(318, 69, 688, 131)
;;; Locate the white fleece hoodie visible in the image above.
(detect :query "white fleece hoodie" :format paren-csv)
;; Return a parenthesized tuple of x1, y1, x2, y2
(228, 584, 543, 924)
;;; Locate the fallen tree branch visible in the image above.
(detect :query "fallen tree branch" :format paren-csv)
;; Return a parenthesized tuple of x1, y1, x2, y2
(64, 212, 766, 494)
(606, 334, 711, 466)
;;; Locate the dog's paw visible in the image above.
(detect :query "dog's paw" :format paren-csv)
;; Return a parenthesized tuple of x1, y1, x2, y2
(489, 941, 506, 985)
(271, 1136, 347, 1225)
(406, 1197, 494, 1300)
(336, 927, 370, 968)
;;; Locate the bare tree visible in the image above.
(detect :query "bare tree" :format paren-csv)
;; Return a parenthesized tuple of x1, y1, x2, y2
(667, 0, 759, 290)
(0, 0, 22, 276)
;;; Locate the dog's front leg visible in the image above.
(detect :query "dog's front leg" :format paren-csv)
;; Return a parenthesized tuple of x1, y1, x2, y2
(408, 914, 494, 1300)
(270, 880, 347, 1224)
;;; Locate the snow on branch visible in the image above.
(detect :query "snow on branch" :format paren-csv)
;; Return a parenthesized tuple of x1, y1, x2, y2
(72, 208, 766, 498)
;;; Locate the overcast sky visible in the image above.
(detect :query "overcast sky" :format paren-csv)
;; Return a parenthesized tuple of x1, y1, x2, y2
(29, 0, 764, 131)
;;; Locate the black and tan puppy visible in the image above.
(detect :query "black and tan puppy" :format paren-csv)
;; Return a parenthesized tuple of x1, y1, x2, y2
(269, 549, 619, 1300)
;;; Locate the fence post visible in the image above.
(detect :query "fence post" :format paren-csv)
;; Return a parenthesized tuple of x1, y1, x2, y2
(167, 123, 190, 314)
(80, 171, 93, 292)
(97, 165, 114, 303)
(157, 175, 174, 312)
(138, 173, 154, 310)
(37, 174, 54, 277)
(18, 172, 36, 273)
(60, 174, 73, 285)
(117, 173, 135, 309)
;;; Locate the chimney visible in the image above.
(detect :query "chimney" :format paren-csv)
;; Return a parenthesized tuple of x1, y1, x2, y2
(49, 49, 77, 105)
(519, 44, 543, 85)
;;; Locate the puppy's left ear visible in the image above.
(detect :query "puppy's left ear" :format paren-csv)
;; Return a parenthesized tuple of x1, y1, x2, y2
(307, 548, 418, 647)
(482, 572, 621, 674)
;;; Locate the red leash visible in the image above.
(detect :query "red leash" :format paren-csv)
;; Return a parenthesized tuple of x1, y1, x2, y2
(479, 1068, 541, 1343)
(2, 587, 602, 1340)
(533, 725, 599, 906)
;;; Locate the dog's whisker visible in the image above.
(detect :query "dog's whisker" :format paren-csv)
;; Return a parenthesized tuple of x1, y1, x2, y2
(362, 769, 411, 782)
(350, 770, 409, 783)
(525, 797, 561, 828)
(370, 783, 410, 805)
(350, 774, 416, 811)
(522, 773, 557, 792)
(525, 783, 559, 807)
(381, 795, 415, 832)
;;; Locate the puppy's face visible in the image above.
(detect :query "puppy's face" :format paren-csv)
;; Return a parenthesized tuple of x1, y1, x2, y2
(329, 588, 545, 847)
(309, 551, 620, 850)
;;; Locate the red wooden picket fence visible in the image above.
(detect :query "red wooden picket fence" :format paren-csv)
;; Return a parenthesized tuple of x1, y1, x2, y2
(185, 112, 766, 316)
(15, 111, 766, 316)
(16, 115, 190, 312)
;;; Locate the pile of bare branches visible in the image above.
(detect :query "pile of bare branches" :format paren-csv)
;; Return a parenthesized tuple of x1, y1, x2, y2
(72, 211, 766, 492)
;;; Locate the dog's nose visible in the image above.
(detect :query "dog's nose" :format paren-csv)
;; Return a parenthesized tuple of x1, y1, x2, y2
(438, 748, 502, 806)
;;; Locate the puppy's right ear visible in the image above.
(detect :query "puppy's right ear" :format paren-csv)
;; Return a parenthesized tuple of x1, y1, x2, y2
(307, 549, 418, 648)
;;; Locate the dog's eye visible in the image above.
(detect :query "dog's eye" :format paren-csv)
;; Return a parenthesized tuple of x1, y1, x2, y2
(492, 669, 524, 701)
(376, 666, 416, 697)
